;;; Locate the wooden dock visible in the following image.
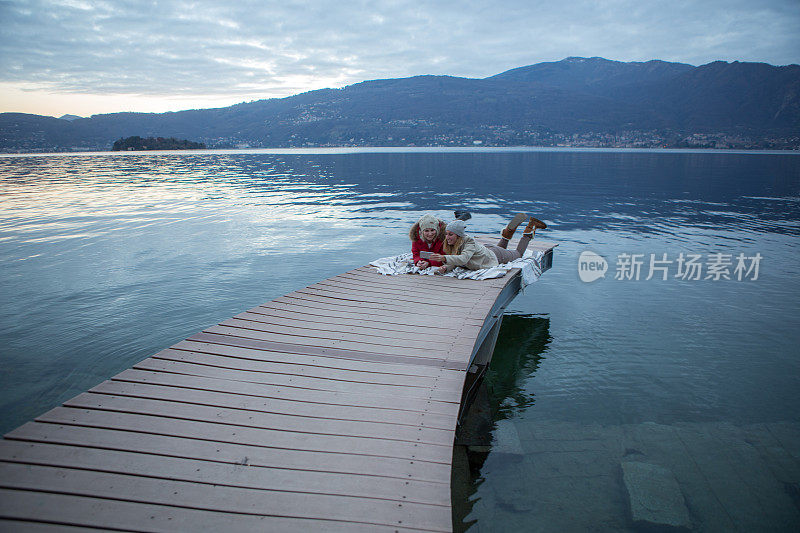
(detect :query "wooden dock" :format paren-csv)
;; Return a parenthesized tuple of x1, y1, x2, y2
(0, 240, 556, 532)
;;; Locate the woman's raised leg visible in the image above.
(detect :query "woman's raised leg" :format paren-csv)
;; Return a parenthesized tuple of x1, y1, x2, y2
(497, 213, 527, 248)
(515, 232, 532, 255)
(515, 217, 547, 255)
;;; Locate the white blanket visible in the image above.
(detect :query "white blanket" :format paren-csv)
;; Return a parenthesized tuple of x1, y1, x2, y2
(370, 249, 544, 287)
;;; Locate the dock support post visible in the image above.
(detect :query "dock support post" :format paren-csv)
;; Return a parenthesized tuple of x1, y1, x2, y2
(458, 312, 506, 425)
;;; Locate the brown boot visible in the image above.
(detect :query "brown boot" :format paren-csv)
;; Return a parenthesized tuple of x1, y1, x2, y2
(501, 213, 528, 240)
(523, 216, 547, 237)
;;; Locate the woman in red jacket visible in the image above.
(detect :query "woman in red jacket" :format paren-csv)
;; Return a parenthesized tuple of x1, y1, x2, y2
(409, 213, 447, 269)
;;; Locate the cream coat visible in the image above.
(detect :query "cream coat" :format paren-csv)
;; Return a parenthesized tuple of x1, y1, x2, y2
(442, 235, 498, 271)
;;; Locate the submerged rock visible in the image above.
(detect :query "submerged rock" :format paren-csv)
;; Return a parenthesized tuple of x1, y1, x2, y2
(492, 419, 525, 456)
(622, 461, 691, 530)
(496, 484, 537, 512)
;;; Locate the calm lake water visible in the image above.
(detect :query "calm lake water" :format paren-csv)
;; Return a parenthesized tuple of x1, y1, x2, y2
(1, 148, 799, 530)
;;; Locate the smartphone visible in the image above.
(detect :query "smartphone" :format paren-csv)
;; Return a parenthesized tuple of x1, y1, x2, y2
(420, 251, 433, 259)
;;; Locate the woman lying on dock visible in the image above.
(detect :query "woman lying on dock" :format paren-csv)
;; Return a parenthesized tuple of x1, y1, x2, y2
(429, 214, 546, 274)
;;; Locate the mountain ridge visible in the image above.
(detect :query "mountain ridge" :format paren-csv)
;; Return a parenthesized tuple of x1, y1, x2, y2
(2, 57, 798, 151)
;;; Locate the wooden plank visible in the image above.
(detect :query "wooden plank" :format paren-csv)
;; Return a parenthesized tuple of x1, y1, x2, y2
(328, 272, 492, 294)
(292, 288, 487, 315)
(287, 277, 484, 307)
(252, 304, 478, 332)
(0, 462, 452, 531)
(288, 287, 461, 311)
(282, 291, 486, 318)
(35, 407, 454, 463)
(63, 392, 454, 446)
(241, 305, 463, 335)
(0, 520, 99, 532)
(90, 379, 457, 429)
(171, 339, 461, 379)
(186, 332, 470, 371)
(255, 303, 483, 332)
(210, 321, 473, 353)
(203, 324, 467, 360)
(134, 358, 463, 401)
(316, 273, 491, 298)
(0, 440, 450, 506)
(316, 278, 485, 301)
(111, 369, 461, 417)
(7, 422, 452, 483)
(152, 348, 465, 389)
(276, 293, 492, 325)
(307, 275, 491, 300)
(0, 488, 420, 532)
(220, 317, 463, 348)
(349, 266, 502, 288)
(303, 283, 473, 308)
(265, 297, 485, 328)
(231, 310, 459, 340)
(311, 276, 481, 300)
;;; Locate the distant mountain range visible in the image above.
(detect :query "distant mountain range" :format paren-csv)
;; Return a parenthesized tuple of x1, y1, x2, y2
(2, 57, 798, 152)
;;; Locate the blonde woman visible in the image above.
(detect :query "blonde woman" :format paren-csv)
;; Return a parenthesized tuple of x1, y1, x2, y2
(429, 214, 546, 274)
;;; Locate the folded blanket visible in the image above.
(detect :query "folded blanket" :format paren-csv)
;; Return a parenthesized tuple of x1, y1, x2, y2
(370, 250, 543, 287)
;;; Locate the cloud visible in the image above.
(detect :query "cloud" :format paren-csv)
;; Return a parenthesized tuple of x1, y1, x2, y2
(0, 0, 798, 108)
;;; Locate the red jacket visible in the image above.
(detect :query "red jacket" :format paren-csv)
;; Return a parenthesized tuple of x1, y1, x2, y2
(412, 238, 444, 267)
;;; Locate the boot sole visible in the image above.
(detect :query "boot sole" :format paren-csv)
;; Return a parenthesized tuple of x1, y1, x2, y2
(529, 216, 547, 229)
(507, 213, 528, 231)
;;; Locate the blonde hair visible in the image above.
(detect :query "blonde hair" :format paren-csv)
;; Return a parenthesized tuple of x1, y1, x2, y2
(443, 236, 463, 255)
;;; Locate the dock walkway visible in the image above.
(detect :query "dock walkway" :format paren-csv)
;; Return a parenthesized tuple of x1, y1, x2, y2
(0, 240, 556, 532)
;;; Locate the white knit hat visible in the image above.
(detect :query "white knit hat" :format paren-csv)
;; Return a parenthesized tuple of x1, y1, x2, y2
(446, 219, 466, 237)
(418, 213, 439, 231)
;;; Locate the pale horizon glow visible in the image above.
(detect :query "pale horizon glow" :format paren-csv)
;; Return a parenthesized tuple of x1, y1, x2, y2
(1, 0, 798, 118)
(0, 81, 343, 117)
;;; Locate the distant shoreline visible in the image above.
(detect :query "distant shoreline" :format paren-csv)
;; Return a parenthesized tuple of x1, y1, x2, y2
(2, 146, 798, 158)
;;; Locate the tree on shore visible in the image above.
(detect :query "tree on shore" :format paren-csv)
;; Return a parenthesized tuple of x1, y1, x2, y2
(112, 136, 206, 151)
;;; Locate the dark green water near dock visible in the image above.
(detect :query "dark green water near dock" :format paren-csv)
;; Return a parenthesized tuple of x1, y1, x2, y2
(1, 148, 799, 530)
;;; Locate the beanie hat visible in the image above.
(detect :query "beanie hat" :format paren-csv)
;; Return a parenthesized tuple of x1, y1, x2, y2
(446, 219, 466, 237)
(418, 213, 439, 232)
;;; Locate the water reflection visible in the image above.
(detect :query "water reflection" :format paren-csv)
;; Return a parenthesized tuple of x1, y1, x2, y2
(452, 314, 552, 531)
(484, 314, 552, 420)
(4, 152, 798, 240)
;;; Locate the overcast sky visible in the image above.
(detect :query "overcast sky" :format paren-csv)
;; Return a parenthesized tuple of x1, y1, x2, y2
(2, 0, 798, 117)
